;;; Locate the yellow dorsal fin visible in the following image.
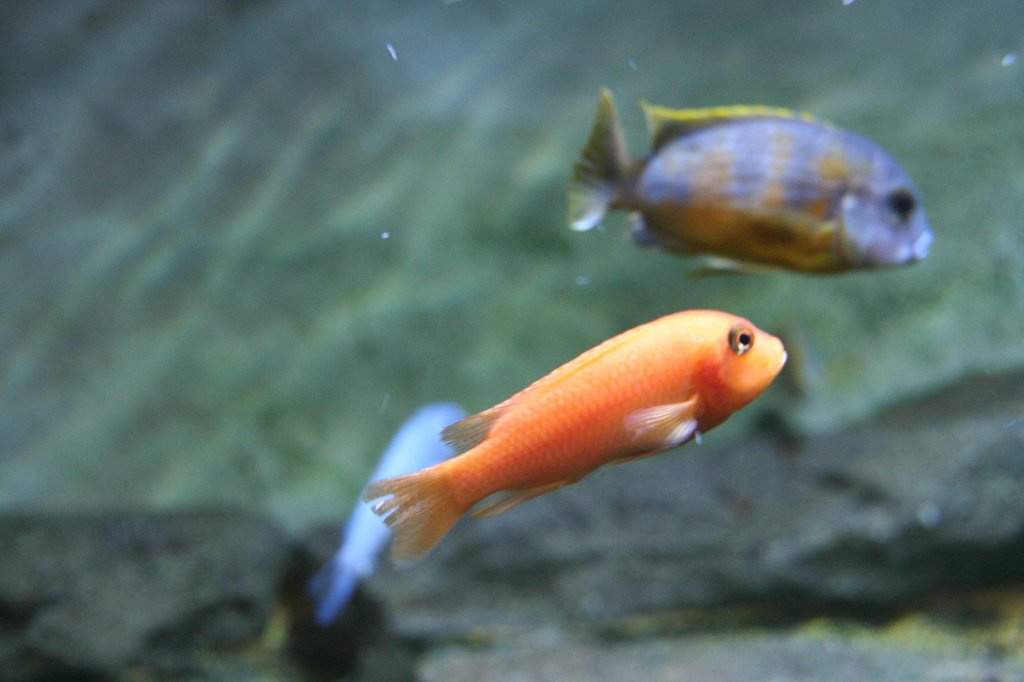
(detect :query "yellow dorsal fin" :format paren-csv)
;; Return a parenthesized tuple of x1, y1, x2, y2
(639, 101, 826, 151)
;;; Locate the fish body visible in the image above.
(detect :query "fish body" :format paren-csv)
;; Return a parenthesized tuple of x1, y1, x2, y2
(569, 89, 933, 273)
(363, 310, 786, 563)
(309, 402, 465, 624)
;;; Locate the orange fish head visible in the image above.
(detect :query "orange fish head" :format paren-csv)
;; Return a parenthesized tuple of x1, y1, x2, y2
(700, 315, 787, 418)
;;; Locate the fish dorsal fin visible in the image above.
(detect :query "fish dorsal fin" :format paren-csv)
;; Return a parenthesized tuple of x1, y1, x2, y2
(515, 322, 654, 401)
(640, 101, 824, 152)
(441, 409, 503, 455)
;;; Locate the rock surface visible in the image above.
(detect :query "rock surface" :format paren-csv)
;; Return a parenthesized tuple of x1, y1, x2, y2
(419, 627, 1024, 682)
(0, 509, 288, 680)
(0, 373, 1021, 680)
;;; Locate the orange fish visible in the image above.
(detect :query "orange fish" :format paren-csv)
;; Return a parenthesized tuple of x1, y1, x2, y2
(363, 310, 787, 563)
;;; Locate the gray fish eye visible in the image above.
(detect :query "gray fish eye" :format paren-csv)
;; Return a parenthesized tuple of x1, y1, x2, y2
(886, 188, 916, 222)
(728, 324, 754, 356)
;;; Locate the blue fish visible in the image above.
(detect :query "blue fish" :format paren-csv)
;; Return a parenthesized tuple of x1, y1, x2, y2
(309, 402, 466, 624)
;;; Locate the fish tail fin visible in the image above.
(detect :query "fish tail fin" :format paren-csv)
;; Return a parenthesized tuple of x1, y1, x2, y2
(569, 88, 629, 232)
(362, 465, 465, 564)
(308, 561, 359, 625)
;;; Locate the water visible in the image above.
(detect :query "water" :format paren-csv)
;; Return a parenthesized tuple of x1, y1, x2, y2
(0, 0, 1021, 534)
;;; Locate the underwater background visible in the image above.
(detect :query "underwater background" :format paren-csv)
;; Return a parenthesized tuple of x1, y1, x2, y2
(1, 1, 1023, 680)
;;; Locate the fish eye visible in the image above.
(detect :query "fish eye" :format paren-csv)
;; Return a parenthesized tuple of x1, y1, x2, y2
(728, 324, 754, 356)
(886, 188, 916, 222)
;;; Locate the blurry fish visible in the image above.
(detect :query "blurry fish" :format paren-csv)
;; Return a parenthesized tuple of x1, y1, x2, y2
(309, 402, 465, 624)
(569, 89, 933, 273)
(363, 310, 787, 563)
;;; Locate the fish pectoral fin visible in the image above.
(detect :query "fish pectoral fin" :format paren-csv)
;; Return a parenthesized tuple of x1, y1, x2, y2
(624, 399, 700, 452)
(472, 482, 568, 518)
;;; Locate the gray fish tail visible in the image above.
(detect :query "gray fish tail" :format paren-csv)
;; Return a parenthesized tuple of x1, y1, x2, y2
(569, 88, 629, 232)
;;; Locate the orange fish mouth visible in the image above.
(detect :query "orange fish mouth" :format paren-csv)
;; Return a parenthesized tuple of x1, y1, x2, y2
(761, 341, 788, 383)
(763, 338, 788, 375)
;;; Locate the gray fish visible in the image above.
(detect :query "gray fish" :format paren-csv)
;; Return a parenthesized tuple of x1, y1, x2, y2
(569, 89, 933, 273)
